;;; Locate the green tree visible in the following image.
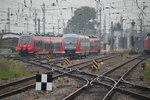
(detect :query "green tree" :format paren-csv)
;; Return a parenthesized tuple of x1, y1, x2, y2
(63, 6, 96, 35)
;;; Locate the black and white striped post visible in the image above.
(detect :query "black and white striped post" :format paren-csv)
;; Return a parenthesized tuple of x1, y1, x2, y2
(36, 74, 52, 91)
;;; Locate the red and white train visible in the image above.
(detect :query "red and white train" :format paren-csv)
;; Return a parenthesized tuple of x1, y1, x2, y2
(144, 33, 150, 53)
(89, 37, 101, 54)
(17, 34, 101, 57)
(63, 34, 90, 57)
(63, 34, 101, 57)
(17, 35, 65, 56)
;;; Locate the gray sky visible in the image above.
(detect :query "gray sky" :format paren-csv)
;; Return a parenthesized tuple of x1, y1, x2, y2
(0, 0, 150, 34)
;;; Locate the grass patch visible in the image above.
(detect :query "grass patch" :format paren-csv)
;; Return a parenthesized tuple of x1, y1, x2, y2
(141, 58, 150, 79)
(141, 67, 150, 79)
(0, 57, 32, 80)
(144, 58, 150, 66)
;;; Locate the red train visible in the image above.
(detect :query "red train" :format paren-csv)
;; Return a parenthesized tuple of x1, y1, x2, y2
(63, 34, 90, 57)
(144, 33, 150, 53)
(63, 34, 101, 57)
(17, 35, 65, 56)
(17, 34, 101, 57)
(89, 37, 101, 54)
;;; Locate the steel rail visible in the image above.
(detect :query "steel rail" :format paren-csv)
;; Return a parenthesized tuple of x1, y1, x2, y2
(101, 55, 150, 100)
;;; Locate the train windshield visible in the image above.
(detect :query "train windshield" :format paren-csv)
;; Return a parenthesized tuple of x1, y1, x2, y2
(64, 37, 77, 45)
(20, 36, 31, 44)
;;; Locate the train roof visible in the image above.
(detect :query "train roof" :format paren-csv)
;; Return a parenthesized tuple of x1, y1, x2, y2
(63, 34, 79, 38)
(63, 34, 89, 38)
(89, 38, 100, 41)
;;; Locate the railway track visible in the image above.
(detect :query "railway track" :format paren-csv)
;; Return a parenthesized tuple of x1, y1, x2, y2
(62, 55, 150, 100)
(0, 54, 118, 99)
(68, 54, 119, 70)
(96, 55, 150, 100)
(1, 54, 150, 100)
(0, 70, 62, 99)
(2, 74, 88, 100)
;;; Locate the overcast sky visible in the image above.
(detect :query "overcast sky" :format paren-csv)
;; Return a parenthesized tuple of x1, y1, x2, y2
(0, 0, 150, 34)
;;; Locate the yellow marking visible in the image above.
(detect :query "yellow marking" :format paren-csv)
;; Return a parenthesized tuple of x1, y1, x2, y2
(65, 57, 70, 65)
(91, 60, 99, 69)
(45, 55, 51, 61)
(52, 85, 57, 88)
(34, 54, 40, 59)
(92, 65, 98, 69)
(100, 62, 104, 65)
(128, 67, 131, 71)
(57, 77, 61, 81)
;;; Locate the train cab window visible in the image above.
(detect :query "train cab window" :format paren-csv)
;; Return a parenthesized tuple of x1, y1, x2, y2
(34, 40, 43, 47)
(64, 37, 77, 45)
(20, 36, 31, 44)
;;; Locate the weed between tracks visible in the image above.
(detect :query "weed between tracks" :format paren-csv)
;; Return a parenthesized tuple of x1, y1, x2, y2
(0, 57, 32, 80)
(141, 58, 150, 79)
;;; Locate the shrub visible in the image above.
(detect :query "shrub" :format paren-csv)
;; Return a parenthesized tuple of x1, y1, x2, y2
(0, 57, 32, 80)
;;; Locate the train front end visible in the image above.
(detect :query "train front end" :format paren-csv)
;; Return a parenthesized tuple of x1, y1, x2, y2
(17, 36, 32, 56)
(63, 34, 78, 57)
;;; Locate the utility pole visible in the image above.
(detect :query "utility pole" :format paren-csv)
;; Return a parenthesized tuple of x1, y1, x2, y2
(95, 0, 98, 37)
(63, 19, 65, 34)
(71, 7, 74, 18)
(99, 1, 102, 38)
(34, 9, 37, 34)
(137, 1, 147, 49)
(58, 19, 60, 35)
(42, 3, 45, 35)
(139, 18, 143, 49)
(131, 20, 135, 50)
(95, 0, 102, 38)
(53, 26, 55, 34)
(103, 14, 106, 42)
(120, 16, 123, 48)
(110, 21, 114, 51)
(7, 8, 10, 33)
(37, 18, 40, 34)
(26, 16, 29, 34)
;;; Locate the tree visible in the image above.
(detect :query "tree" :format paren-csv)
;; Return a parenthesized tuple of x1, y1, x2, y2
(63, 6, 96, 35)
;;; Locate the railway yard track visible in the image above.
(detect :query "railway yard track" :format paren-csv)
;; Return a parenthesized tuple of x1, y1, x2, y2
(0, 53, 150, 100)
